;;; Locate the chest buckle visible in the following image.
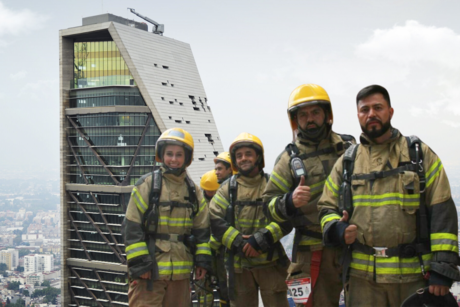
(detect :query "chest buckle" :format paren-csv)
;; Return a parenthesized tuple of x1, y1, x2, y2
(373, 247, 388, 258)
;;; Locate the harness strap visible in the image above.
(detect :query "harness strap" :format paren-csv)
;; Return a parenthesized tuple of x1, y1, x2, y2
(153, 233, 186, 242)
(298, 228, 323, 240)
(351, 163, 417, 181)
(234, 201, 265, 207)
(158, 201, 195, 209)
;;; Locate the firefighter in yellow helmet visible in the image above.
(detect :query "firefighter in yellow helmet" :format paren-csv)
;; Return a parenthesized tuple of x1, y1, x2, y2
(123, 128, 212, 307)
(210, 132, 292, 307)
(214, 152, 234, 183)
(318, 85, 459, 306)
(262, 84, 356, 307)
(194, 170, 220, 307)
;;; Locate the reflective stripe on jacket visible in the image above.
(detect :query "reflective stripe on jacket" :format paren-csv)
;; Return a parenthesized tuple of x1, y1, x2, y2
(318, 129, 458, 283)
(124, 168, 211, 281)
(262, 132, 355, 250)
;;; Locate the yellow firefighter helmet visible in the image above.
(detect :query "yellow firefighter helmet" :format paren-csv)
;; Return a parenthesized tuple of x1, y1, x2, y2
(229, 132, 264, 172)
(155, 128, 194, 167)
(287, 84, 333, 132)
(214, 152, 231, 166)
(200, 170, 220, 191)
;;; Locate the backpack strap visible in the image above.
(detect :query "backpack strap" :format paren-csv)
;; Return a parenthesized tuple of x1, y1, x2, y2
(184, 174, 198, 216)
(339, 144, 360, 218)
(229, 175, 238, 206)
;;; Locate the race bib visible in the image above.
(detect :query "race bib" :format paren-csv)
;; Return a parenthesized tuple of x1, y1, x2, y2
(286, 277, 311, 304)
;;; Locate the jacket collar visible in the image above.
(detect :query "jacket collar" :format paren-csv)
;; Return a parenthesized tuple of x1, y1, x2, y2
(360, 128, 400, 146)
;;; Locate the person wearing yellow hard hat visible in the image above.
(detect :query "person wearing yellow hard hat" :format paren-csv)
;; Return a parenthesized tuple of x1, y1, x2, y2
(122, 128, 212, 307)
(194, 170, 220, 307)
(262, 84, 356, 307)
(214, 152, 234, 184)
(210, 132, 292, 307)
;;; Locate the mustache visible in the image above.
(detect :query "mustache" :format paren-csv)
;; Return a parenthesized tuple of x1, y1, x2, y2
(306, 122, 319, 128)
(366, 118, 382, 126)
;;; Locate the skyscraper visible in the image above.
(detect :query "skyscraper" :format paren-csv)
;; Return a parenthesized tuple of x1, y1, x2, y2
(60, 13, 224, 306)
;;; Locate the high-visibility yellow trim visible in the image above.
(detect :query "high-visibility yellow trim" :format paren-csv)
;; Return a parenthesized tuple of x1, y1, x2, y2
(132, 187, 148, 214)
(126, 250, 149, 260)
(213, 194, 230, 210)
(310, 180, 326, 196)
(431, 233, 457, 241)
(268, 197, 286, 223)
(431, 244, 458, 253)
(196, 243, 212, 256)
(266, 222, 283, 242)
(125, 242, 147, 252)
(209, 235, 221, 251)
(270, 171, 291, 193)
(426, 159, 443, 188)
(158, 216, 192, 227)
(222, 227, 240, 249)
(157, 261, 193, 275)
(320, 213, 341, 230)
(350, 252, 432, 275)
(126, 242, 149, 260)
(198, 198, 207, 214)
(237, 218, 265, 228)
(299, 238, 322, 246)
(352, 193, 419, 207)
(325, 176, 339, 197)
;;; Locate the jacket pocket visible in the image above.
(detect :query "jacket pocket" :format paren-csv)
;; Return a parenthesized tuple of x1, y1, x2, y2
(399, 171, 420, 214)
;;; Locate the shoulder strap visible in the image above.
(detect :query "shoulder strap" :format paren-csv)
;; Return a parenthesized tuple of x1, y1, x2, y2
(338, 134, 355, 143)
(149, 170, 162, 208)
(285, 142, 299, 158)
(342, 144, 359, 182)
(229, 175, 238, 206)
(264, 173, 270, 182)
(406, 136, 429, 242)
(184, 174, 198, 215)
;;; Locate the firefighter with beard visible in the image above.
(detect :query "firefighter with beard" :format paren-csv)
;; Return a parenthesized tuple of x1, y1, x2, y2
(318, 85, 460, 306)
(262, 84, 355, 307)
(210, 133, 292, 307)
(123, 128, 212, 306)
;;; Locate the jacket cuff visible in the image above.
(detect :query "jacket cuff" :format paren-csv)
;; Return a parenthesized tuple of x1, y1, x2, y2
(323, 220, 346, 247)
(429, 271, 453, 287)
(247, 235, 262, 251)
(128, 256, 154, 279)
(286, 192, 297, 216)
(195, 254, 213, 274)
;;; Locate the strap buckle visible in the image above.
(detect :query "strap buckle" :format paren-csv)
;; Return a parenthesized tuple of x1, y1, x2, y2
(373, 247, 388, 258)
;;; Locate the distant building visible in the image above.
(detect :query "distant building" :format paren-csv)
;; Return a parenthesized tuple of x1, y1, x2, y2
(26, 273, 44, 285)
(24, 255, 54, 274)
(0, 249, 18, 270)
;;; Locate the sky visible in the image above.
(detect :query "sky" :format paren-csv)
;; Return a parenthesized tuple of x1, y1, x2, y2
(1, 0, 460, 180)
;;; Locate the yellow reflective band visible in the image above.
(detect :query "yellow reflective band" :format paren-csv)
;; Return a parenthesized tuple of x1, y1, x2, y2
(237, 218, 266, 228)
(196, 243, 212, 256)
(270, 171, 291, 193)
(198, 198, 207, 214)
(426, 159, 443, 188)
(325, 176, 339, 197)
(125, 242, 147, 252)
(431, 233, 458, 241)
(157, 261, 193, 275)
(310, 180, 326, 197)
(223, 227, 239, 249)
(431, 233, 459, 251)
(352, 193, 419, 207)
(299, 238, 322, 246)
(431, 244, 458, 253)
(213, 194, 230, 210)
(320, 213, 341, 230)
(266, 222, 283, 242)
(268, 197, 286, 223)
(209, 236, 221, 250)
(126, 242, 149, 260)
(158, 216, 192, 227)
(132, 187, 148, 214)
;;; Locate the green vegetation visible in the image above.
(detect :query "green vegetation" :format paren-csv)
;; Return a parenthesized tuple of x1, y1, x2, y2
(7, 281, 20, 290)
(32, 286, 60, 304)
(41, 280, 50, 287)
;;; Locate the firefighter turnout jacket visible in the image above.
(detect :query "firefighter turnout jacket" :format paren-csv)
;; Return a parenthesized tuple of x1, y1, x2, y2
(263, 132, 355, 257)
(210, 173, 291, 271)
(123, 168, 212, 281)
(318, 129, 459, 283)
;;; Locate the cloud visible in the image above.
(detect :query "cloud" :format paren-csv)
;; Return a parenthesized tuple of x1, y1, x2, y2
(355, 20, 460, 69)
(10, 70, 27, 80)
(0, 2, 47, 36)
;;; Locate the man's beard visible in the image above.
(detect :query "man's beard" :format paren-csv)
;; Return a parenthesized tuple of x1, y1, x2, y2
(298, 121, 328, 141)
(361, 119, 392, 139)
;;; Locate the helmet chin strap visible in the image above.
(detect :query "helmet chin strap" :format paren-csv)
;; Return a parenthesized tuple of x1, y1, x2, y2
(298, 118, 330, 142)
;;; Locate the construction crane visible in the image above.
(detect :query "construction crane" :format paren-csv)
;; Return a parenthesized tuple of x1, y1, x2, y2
(128, 8, 164, 35)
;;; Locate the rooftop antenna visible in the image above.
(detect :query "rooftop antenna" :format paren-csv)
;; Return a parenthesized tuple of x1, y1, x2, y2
(128, 8, 164, 35)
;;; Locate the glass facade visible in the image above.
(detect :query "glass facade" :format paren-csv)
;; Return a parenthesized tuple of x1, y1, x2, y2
(74, 41, 135, 89)
(69, 87, 146, 108)
(67, 42, 156, 305)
